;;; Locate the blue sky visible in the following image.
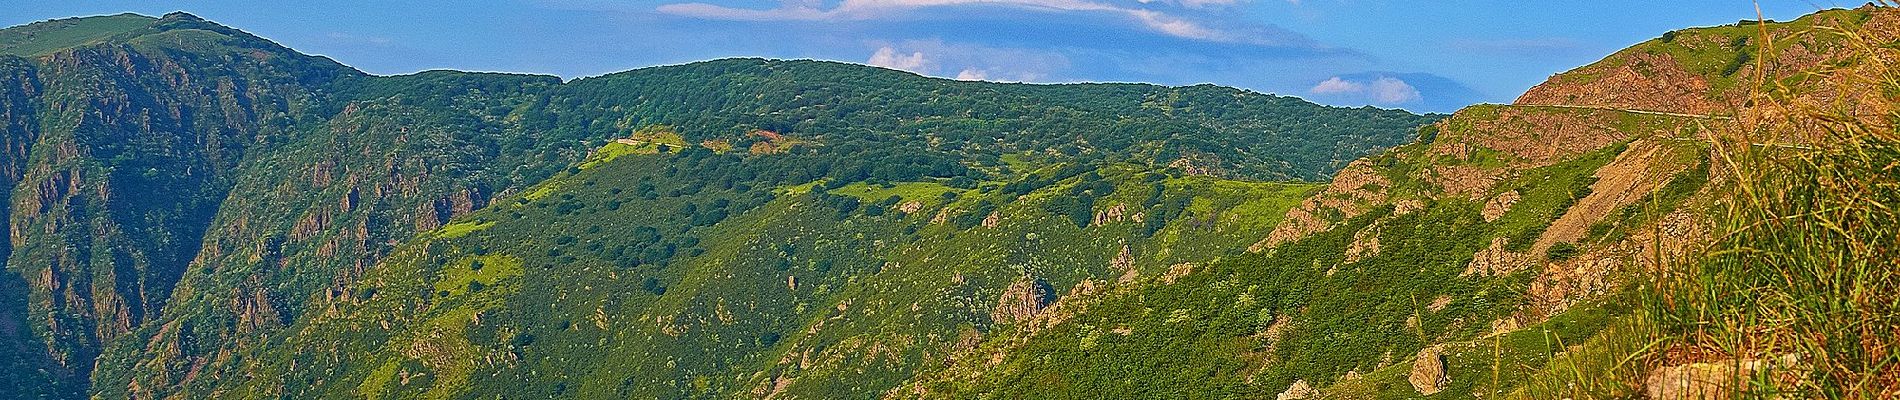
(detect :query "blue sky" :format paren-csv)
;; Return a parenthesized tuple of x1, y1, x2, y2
(4, 1, 1848, 112)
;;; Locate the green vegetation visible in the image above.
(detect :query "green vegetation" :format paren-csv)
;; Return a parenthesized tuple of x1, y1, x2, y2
(1526, 11, 1900, 398)
(1642, 23, 1900, 397)
(0, 13, 154, 57)
(1544, 242, 1579, 261)
(191, 144, 1327, 399)
(0, 11, 1441, 399)
(2, 6, 1890, 400)
(1490, 143, 1622, 252)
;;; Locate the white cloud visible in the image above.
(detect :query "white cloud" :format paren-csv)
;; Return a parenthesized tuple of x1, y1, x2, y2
(955, 68, 989, 80)
(657, 0, 1268, 44)
(867, 46, 931, 73)
(1309, 76, 1361, 94)
(1309, 76, 1420, 104)
(863, 40, 1067, 82)
(1366, 77, 1421, 103)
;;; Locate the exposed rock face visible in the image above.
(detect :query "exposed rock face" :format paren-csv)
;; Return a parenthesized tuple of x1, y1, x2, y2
(1464, 237, 1531, 277)
(1167, 153, 1229, 178)
(1254, 160, 1389, 251)
(1481, 191, 1520, 222)
(1276, 379, 1316, 400)
(1423, 165, 1502, 200)
(1408, 346, 1450, 395)
(1110, 243, 1134, 272)
(1442, 106, 1657, 169)
(1534, 139, 1686, 251)
(1092, 203, 1130, 226)
(1159, 263, 1195, 285)
(1342, 219, 1383, 264)
(989, 276, 1054, 325)
(1516, 52, 1723, 115)
(1530, 209, 1709, 318)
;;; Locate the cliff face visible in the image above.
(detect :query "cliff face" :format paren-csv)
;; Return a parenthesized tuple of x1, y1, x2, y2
(1517, 6, 1899, 119)
(0, 14, 349, 395)
(0, 14, 582, 398)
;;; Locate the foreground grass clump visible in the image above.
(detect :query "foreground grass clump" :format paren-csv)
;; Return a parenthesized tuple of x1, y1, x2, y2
(1675, 13, 1897, 398)
(1515, 8, 1900, 398)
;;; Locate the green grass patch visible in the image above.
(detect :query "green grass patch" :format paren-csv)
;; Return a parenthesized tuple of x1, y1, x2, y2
(433, 221, 496, 239)
(1489, 142, 1624, 251)
(0, 13, 154, 57)
(433, 254, 523, 297)
(827, 180, 959, 203)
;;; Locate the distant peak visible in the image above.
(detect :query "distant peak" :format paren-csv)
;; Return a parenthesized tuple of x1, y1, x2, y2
(159, 11, 205, 22)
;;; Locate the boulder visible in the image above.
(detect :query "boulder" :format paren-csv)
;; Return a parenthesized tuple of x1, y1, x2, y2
(1408, 346, 1450, 395)
(1644, 354, 1805, 400)
(1276, 379, 1316, 400)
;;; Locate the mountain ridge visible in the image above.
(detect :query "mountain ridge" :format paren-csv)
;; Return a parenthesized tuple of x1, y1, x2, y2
(2, 5, 1888, 399)
(0, 11, 1436, 399)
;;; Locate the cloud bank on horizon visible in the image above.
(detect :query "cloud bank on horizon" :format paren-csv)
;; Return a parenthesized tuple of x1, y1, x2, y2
(635, 0, 1481, 111)
(3, 1, 1839, 113)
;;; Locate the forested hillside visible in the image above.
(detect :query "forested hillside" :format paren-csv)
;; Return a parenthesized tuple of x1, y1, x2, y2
(9, 5, 1890, 399)
(0, 12, 1434, 399)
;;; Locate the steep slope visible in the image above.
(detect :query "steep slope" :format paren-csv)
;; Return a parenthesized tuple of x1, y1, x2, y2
(896, 6, 1894, 400)
(3, 5, 1879, 399)
(173, 145, 1323, 398)
(0, 13, 362, 398)
(0, 12, 1438, 399)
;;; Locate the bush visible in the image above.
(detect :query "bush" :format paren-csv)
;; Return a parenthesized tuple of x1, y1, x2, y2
(1546, 242, 1580, 261)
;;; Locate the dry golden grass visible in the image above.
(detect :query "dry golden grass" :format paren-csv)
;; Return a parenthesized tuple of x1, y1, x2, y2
(1647, 2, 1900, 398)
(1516, 4, 1900, 399)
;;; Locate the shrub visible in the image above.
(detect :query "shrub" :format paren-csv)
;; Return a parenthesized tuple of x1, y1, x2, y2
(1546, 242, 1580, 261)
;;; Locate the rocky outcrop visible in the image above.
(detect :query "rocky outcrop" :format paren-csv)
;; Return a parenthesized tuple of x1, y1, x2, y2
(1342, 219, 1383, 264)
(1423, 165, 1503, 200)
(1441, 106, 1661, 169)
(1110, 243, 1135, 284)
(1516, 52, 1723, 115)
(1159, 263, 1195, 284)
(1408, 346, 1450, 395)
(990, 276, 1054, 325)
(1463, 237, 1531, 277)
(1167, 153, 1229, 178)
(1092, 203, 1130, 226)
(1276, 379, 1316, 400)
(1481, 191, 1520, 222)
(1254, 160, 1389, 251)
